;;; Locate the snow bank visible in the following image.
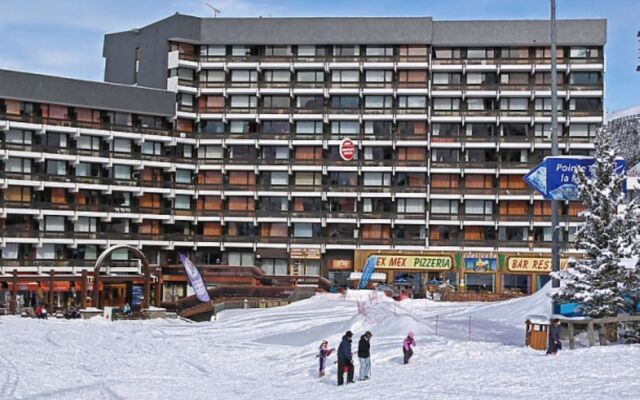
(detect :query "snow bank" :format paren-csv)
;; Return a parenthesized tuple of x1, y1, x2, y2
(450, 282, 552, 325)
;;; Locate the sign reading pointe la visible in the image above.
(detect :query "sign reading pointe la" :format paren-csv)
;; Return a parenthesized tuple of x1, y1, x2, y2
(524, 156, 627, 201)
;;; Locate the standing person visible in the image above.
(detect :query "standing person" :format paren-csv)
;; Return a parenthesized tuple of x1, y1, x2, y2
(547, 319, 562, 355)
(123, 302, 132, 317)
(357, 331, 372, 380)
(317, 340, 334, 378)
(402, 331, 416, 364)
(337, 331, 354, 385)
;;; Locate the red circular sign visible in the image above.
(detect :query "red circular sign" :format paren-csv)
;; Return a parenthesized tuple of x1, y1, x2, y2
(339, 138, 355, 161)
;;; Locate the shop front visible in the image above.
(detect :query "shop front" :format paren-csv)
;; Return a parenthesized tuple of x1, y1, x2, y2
(289, 248, 321, 276)
(502, 255, 569, 295)
(354, 251, 455, 297)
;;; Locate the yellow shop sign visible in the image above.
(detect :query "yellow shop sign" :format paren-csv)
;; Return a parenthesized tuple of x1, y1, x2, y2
(506, 257, 569, 273)
(373, 255, 453, 270)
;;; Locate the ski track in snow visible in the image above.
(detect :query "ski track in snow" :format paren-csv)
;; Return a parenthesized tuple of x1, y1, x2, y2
(1, 291, 640, 399)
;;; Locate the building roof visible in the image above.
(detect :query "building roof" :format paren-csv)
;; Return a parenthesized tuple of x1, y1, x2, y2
(102, 14, 607, 89)
(607, 105, 640, 122)
(0, 69, 175, 117)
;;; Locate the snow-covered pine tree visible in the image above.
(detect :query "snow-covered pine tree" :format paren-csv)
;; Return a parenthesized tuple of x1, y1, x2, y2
(551, 128, 632, 318)
(610, 117, 640, 167)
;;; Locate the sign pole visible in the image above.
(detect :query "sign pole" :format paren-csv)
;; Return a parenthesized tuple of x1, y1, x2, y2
(550, 0, 561, 312)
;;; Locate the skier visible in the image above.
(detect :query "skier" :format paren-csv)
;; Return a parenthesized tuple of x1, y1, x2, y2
(337, 331, 354, 385)
(317, 340, 334, 378)
(402, 331, 416, 364)
(123, 302, 132, 317)
(546, 319, 562, 355)
(357, 331, 372, 380)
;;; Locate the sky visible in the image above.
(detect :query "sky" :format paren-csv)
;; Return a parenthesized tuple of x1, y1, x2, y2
(0, 0, 638, 112)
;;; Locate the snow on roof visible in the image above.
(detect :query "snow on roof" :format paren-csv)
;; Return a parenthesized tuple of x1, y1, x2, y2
(607, 105, 640, 122)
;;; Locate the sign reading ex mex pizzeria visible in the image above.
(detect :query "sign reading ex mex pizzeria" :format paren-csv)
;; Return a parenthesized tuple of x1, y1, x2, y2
(373, 255, 453, 270)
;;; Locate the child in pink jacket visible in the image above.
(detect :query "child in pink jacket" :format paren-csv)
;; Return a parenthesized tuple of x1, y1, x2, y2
(403, 331, 416, 364)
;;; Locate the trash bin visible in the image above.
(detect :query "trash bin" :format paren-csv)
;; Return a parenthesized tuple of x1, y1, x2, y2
(525, 316, 549, 351)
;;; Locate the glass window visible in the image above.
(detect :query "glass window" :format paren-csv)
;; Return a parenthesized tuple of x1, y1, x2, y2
(270, 172, 289, 186)
(296, 121, 323, 134)
(231, 70, 258, 82)
(293, 223, 313, 238)
(174, 195, 191, 209)
(175, 169, 192, 184)
(365, 70, 393, 83)
(230, 96, 257, 108)
(500, 98, 528, 111)
(264, 70, 291, 83)
(431, 199, 458, 214)
(331, 70, 359, 83)
(6, 129, 33, 144)
(200, 69, 225, 82)
(433, 98, 460, 111)
(45, 216, 65, 232)
(397, 199, 425, 213)
(297, 70, 324, 83)
(330, 121, 359, 135)
(46, 160, 67, 175)
(398, 96, 427, 108)
(113, 164, 131, 180)
(141, 141, 162, 156)
(465, 273, 495, 293)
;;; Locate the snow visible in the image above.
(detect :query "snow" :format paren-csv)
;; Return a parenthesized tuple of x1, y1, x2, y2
(1, 290, 640, 399)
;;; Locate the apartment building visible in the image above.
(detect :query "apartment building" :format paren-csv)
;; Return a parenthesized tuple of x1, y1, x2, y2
(0, 15, 606, 305)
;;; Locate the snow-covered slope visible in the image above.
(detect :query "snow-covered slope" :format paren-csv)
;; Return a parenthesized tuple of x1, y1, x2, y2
(1, 290, 639, 399)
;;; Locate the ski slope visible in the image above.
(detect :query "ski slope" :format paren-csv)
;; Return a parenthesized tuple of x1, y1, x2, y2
(1, 290, 639, 399)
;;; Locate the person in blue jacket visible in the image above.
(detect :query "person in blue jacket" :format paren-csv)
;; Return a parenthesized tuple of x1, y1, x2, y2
(337, 331, 354, 385)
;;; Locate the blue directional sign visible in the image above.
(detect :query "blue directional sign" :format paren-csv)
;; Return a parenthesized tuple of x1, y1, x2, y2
(524, 156, 627, 201)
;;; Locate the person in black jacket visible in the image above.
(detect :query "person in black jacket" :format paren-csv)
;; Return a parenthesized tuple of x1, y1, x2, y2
(337, 331, 354, 385)
(357, 331, 372, 380)
(547, 319, 562, 355)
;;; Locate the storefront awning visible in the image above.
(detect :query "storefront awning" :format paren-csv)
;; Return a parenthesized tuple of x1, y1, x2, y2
(348, 272, 387, 282)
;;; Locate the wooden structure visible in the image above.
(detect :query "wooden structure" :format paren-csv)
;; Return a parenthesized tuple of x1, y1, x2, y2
(561, 315, 640, 349)
(525, 318, 549, 350)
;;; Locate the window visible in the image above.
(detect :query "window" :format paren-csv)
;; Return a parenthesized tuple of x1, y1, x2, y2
(331, 70, 359, 83)
(331, 96, 360, 109)
(432, 72, 461, 85)
(45, 216, 65, 232)
(264, 70, 291, 83)
(112, 138, 131, 153)
(330, 121, 359, 135)
(262, 121, 290, 134)
(501, 72, 529, 85)
(569, 47, 599, 59)
(36, 244, 57, 260)
(365, 46, 393, 56)
(228, 252, 255, 266)
(570, 98, 601, 113)
(200, 45, 226, 57)
(569, 124, 598, 138)
(75, 217, 97, 233)
(569, 72, 600, 85)
(228, 196, 254, 211)
(294, 172, 321, 186)
(502, 274, 530, 294)
(365, 70, 393, 83)
(398, 96, 427, 109)
(75, 162, 92, 177)
(200, 120, 224, 134)
(6, 129, 32, 145)
(498, 226, 527, 241)
(231, 70, 258, 83)
(296, 95, 324, 109)
(431, 149, 459, 162)
(141, 141, 162, 156)
(197, 95, 223, 111)
(200, 69, 225, 83)
(262, 95, 291, 109)
(175, 169, 192, 184)
(198, 145, 223, 159)
(261, 258, 289, 275)
(46, 132, 67, 148)
(434, 48, 462, 60)
(259, 196, 288, 212)
(364, 147, 392, 160)
(465, 274, 495, 293)
(270, 172, 289, 186)
(229, 120, 257, 134)
(174, 195, 191, 210)
(431, 200, 458, 215)
(398, 70, 428, 86)
(296, 121, 323, 134)
(363, 172, 391, 186)
(297, 70, 324, 83)
(113, 164, 131, 180)
(500, 98, 528, 111)
(500, 47, 529, 60)
(329, 172, 357, 186)
(535, 98, 563, 111)
(364, 121, 393, 136)
(262, 45, 290, 57)
(466, 48, 494, 59)
(398, 121, 427, 136)
(465, 200, 493, 215)
(433, 98, 460, 111)
(230, 95, 257, 109)
(333, 45, 360, 57)
(364, 96, 392, 109)
(399, 45, 428, 59)
(397, 199, 425, 214)
(294, 223, 313, 238)
(46, 160, 67, 176)
(298, 45, 322, 57)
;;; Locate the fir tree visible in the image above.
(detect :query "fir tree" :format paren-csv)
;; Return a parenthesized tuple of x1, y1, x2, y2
(552, 128, 632, 318)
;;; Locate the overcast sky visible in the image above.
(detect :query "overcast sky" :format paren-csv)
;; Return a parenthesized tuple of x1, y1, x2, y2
(0, 0, 638, 111)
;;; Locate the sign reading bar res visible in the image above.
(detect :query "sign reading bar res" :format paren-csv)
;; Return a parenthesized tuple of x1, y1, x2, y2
(506, 257, 569, 273)
(373, 255, 453, 270)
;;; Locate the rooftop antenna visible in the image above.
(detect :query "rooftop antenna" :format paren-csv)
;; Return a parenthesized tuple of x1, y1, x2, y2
(205, 2, 221, 18)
